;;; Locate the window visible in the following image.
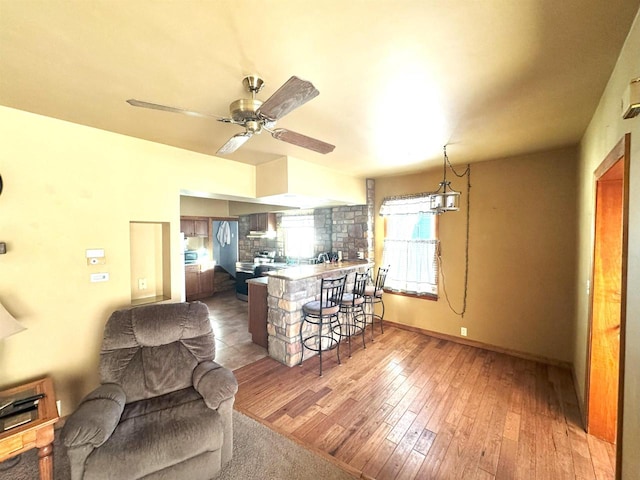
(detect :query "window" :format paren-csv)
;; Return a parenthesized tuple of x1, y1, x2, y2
(380, 195, 438, 296)
(281, 215, 315, 258)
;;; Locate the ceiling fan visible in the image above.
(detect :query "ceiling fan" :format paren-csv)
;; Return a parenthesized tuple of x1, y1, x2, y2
(127, 75, 335, 155)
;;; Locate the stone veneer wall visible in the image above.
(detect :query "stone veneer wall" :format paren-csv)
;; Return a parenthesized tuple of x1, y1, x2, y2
(331, 206, 368, 260)
(366, 178, 375, 261)
(327, 178, 375, 261)
(266, 264, 369, 366)
(237, 215, 283, 262)
(313, 208, 333, 256)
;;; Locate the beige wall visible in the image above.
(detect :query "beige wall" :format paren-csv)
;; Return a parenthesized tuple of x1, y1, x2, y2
(256, 155, 367, 207)
(179, 195, 296, 217)
(577, 10, 640, 479)
(180, 196, 230, 217)
(0, 106, 253, 415)
(374, 147, 578, 363)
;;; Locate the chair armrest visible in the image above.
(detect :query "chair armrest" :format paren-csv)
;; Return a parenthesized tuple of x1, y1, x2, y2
(62, 383, 126, 449)
(193, 361, 238, 410)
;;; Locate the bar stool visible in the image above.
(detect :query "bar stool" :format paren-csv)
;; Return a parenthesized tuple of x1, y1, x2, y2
(299, 275, 347, 376)
(363, 266, 389, 341)
(336, 271, 368, 358)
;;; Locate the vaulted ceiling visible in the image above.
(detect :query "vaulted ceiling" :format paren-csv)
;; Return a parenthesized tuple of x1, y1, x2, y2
(1, 0, 638, 177)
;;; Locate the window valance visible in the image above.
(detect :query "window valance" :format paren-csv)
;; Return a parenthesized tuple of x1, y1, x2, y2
(379, 193, 436, 216)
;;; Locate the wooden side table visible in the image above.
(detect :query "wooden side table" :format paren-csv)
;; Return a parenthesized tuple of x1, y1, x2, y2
(0, 377, 59, 480)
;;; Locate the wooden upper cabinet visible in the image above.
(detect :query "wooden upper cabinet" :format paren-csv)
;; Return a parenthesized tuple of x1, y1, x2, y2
(249, 213, 276, 232)
(194, 220, 209, 236)
(181, 218, 209, 237)
(180, 219, 193, 236)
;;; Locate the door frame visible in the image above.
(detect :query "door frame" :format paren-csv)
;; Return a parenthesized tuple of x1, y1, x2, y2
(585, 133, 630, 478)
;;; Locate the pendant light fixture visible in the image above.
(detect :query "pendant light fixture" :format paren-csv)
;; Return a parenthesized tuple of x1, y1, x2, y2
(429, 145, 460, 214)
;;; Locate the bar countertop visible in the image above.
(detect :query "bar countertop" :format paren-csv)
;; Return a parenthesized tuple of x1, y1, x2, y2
(246, 276, 268, 286)
(264, 260, 372, 281)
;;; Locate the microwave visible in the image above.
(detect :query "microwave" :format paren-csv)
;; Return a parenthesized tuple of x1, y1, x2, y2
(184, 250, 207, 264)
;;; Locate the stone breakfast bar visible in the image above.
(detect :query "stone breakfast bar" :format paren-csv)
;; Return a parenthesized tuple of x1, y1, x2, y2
(263, 260, 372, 367)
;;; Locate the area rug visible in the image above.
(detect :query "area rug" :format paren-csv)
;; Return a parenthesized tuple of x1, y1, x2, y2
(0, 410, 356, 480)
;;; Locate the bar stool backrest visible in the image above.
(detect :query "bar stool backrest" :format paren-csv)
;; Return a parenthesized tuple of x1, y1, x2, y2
(374, 266, 389, 297)
(365, 266, 373, 285)
(319, 275, 347, 314)
(353, 271, 368, 298)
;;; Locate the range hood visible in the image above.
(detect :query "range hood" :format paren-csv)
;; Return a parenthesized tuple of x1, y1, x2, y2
(246, 230, 277, 239)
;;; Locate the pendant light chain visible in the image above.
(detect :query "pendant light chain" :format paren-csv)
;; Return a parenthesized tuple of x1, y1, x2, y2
(444, 145, 470, 178)
(438, 162, 471, 317)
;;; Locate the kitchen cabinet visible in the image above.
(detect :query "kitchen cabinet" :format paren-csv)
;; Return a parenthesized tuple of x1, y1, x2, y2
(199, 268, 214, 295)
(185, 262, 216, 301)
(248, 278, 268, 348)
(181, 218, 209, 237)
(249, 213, 276, 232)
(185, 265, 200, 299)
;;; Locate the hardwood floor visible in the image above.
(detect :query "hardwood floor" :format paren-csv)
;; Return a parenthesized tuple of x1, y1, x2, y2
(233, 324, 616, 480)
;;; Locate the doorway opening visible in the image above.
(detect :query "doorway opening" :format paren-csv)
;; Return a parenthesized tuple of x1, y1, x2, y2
(212, 219, 239, 295)
(586, 134, 629, 475)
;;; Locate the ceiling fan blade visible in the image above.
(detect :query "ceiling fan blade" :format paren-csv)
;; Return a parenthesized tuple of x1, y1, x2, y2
(126, 99, 229, 121)
(270, 128, 335, 154)
(216, 132, 253, 155)
(257, 76, 320, 121)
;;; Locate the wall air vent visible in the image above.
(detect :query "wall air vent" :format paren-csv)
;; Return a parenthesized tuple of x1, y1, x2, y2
(622, 77, 640, 119)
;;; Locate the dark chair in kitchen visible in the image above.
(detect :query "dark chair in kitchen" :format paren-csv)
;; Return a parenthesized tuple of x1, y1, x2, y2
(363, 266, 389, 341)
(62, 302, 238, 480)
(299, 275, 347, 376)
(336, 271, 368, 357)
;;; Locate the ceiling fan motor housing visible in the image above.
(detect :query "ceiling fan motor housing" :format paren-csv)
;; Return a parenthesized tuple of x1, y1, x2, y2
(229, 98, 262, 123)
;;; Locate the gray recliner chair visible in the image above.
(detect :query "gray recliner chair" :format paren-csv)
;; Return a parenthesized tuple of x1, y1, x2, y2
(62, 302, 237, 480)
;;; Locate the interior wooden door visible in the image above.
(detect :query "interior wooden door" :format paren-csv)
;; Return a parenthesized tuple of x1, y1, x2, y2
(587, 136, 628, 449)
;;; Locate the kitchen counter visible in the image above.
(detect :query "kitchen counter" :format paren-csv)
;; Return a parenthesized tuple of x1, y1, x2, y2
(185, 260, 216, 273)
(264, 260, 371, 281)
(265, 260, 372, 367)
(246, 276, 268, 285)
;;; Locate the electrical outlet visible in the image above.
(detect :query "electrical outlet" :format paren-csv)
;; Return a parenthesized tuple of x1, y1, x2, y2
(461, 327, 468, 337)
(138, 278, 147, 290)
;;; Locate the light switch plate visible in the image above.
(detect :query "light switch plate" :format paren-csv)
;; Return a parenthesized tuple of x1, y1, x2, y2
(86, 248, 105, 258)
(90, 272, 109, 283)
